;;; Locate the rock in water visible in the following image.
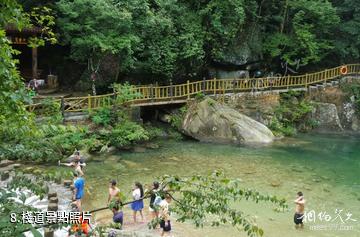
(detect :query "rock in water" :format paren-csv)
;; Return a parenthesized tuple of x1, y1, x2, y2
(182, 98, 275, 144)
(310, 102, 343, 132)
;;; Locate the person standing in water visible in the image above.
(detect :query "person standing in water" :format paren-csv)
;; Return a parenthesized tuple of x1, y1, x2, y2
(294, 191, 306, 229)
(73, 171, 85, 211)
(131, 182, 145, 223)
(108, 180, 121, 204)
(159, 194, 172, 236)
(149, 181, 161, 220)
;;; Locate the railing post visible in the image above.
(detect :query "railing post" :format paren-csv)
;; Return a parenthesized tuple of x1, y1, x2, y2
(155, 82, 158, 100)
(170, 79, 173, 101)
(187, 80, 190, 100)
(87, 94, 91, 110)
(150, 84, 154, 101)
(202, 77, 206, 93)
(60, 96, 65, 123)
(213, 78, 216, 95)
(305, 74, 308, 89)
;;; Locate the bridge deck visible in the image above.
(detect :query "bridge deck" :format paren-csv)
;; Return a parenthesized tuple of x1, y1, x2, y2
(26, 64, 360, 113)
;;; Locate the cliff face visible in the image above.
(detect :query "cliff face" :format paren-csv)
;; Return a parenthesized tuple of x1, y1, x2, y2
(208, 76, 360, 134)
(306, 78, 360, 133)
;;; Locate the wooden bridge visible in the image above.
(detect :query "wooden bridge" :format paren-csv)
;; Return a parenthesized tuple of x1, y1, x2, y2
(27, 64, 360, 113)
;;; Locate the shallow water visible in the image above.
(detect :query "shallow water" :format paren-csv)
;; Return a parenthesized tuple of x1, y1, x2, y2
(80, 134, 360, 237)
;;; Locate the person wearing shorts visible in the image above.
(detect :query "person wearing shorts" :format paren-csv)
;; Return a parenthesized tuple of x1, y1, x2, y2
(73, 171, 85, 211)
(294, 191, 305, 228)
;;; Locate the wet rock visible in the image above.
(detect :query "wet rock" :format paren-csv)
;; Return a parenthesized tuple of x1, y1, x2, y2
(323, 188, 330, 193)
(145, 143, 159, 149)
(270, 181, 281, 187)
(0, 159, 14, 168)
(12, 164, 21, 169)
(48, 192, 57, 199)
(48, 203, 58, 211)
(312, 178, 321, 183)
(105, 156, 120, 163)
(1, 171, 10, 181)
(49, 197, 59, 204)
(304, 186, 312, 191)
(24, 167, 35, 173)
(133, 146, 146, 153)
(107, 146, 117, 153)
(63, 180, 72, 187)
(33, 169, 42, 175)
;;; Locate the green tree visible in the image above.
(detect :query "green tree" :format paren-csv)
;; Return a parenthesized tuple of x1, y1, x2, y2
(56, 0, 139, 94)
(0, 0, 34, 142)
(263, 0, 340, 66)
(331, 0, 360, 62)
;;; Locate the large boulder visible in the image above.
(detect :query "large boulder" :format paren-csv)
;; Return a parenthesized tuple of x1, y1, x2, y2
(181, 98, 275, 144)
(310, 102, 343, 132)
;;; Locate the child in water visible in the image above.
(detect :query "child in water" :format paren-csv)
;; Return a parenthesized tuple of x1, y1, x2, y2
(131, 182, 145, 223)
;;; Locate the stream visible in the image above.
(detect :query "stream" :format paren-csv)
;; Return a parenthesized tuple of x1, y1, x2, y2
(52, 133, 360, 237)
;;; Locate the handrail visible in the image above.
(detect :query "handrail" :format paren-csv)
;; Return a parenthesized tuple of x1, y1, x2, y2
(26, 64, 360, 113)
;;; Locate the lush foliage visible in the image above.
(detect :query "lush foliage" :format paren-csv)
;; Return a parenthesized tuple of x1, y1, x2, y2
(112, 82, 142, 105)
(169, 106, 188, 129)
(0, 11, 33, 141)
(90, 107, 112, 126)
(52, 0, 359, 88)
(109, 120, 149, 148)
(270, 91, 314, 136)
(263, 0, 339, 66)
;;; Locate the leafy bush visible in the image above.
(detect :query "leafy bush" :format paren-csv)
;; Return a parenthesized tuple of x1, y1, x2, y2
(33, 98, 62, 124)
(269, 117, 296, 137)
(169, 106, 188, 129)
(270, 91, 313, 136)
(112, 82, 143, 105)
(90, 107, 112, 126)
(109, 121, 149, 148)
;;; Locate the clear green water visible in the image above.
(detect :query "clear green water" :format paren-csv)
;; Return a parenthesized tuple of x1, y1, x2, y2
(80, 134, 360, 237)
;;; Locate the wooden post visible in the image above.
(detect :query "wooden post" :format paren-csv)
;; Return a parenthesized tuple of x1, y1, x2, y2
(88, 94, 91, 110)
(61, 97, 65, 123)
(213, 78, 216, 95)
(155, 82, 158, 100)
(150, 84, 154, 101)
(202, 77, 206, 93)
(305, 74, 308, 89)
(187, 80, 190, 100)
(32, 47, 38, 79)
(170, 79, 173, 100)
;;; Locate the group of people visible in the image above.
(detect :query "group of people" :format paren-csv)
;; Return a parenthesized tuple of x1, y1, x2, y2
(108, 180, 172, 236)
(61, 150, 172, 237)
(62, 150, 307, 236)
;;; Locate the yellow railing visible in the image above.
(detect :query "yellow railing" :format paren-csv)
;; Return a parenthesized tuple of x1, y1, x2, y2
(26, 64, 360, 113)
